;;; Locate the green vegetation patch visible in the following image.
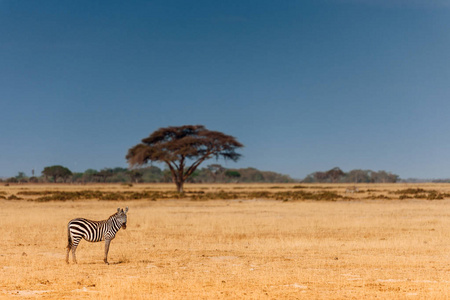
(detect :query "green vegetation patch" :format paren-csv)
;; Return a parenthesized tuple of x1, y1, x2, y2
(17, 191, 56, 196)
(190, 190, 343, 201)
(292, 185, 306, 189)
(393, 188, 428, 195)
(272, 191, 343, 201)
(29, 190, 187, 202)
(9, 188, 349, 202)
(190, 191, 241, 201)
(392, 188, 449, 200)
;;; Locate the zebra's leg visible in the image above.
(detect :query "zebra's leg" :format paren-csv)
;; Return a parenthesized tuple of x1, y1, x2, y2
(66, 243, 71, 264)
(71, 237, 81, 264)
(66, 231, 72, 264)
(104, 239, 111, 265)
(71, 245, 78, 264)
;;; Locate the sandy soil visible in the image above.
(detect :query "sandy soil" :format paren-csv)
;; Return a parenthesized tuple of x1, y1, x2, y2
(0, 183, 449, 299)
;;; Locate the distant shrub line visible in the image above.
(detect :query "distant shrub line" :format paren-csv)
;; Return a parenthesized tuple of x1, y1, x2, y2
(8, 189, 346, 202)
(16, 190, 184, 202)
(303, 167, 399, 183)
(190, 190, 345, 201)
(391, 188, 450, 200)
(3, 165, 296, 184)
(2, 187, 447, 202)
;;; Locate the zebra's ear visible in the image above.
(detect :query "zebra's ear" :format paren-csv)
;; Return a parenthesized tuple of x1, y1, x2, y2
(117, 208, 121, 212)
(124, 207, 129, 214)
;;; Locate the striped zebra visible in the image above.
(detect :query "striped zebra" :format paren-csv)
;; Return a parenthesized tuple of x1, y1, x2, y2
(66, 207, 129, 265)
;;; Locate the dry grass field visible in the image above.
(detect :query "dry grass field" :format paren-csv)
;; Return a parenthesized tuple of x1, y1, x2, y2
(0, 183, 449, 299)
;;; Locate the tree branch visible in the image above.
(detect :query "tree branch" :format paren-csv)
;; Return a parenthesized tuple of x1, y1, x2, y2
(165, 161, 177, 183)
(183, 153, 212, 180)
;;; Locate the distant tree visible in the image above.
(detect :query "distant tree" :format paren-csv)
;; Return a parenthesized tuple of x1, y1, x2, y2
(301, 171, 327, 183)
(82, 169, 98, 183)
(128, 169, 143, 183)
(113, 167, 128, 173)
(326, 167, 345, 183)
(248, 169, 264, 182)
(70, 172, 84, 183)
(140, 166, 164, 183)
(208, 164, 225, 182)
(42, 165, 72, 183)
(29, 177, 39, 183)
(314, 171, 328, 182)
(371, 170, 399, 183)
(94, 168, 114, 182)
(305, 167, 345, 183)
(16, 172, 27, 181)
(225, 170, 241, 180)
(126, 125, 243, 193)
(303, 168, 399, 183)
(6, 177, 18, 183)
(259, 170, 293, 183)
(162, 169, 172, 182)
(186, 170, 201, 183)
(346, 169, 370, 183)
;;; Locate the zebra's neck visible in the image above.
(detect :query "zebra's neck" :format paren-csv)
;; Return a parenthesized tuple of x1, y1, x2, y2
(107, 216, 123, 233)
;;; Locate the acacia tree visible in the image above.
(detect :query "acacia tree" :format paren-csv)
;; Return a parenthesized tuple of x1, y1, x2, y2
(42, 165, 72, 183)
(326, 167, 345, 183)
(126, 125, 243, 193)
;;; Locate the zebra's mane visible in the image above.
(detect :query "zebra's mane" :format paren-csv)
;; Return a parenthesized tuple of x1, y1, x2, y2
(108, 212, 120, 219)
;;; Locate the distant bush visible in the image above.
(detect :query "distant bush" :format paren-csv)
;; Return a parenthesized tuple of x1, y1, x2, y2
(303, 168, 399, 183)
(32, 165, 296, 184)
(393, 189, 448, 200)
(393, 188, 428, 195)
(16, 186, 450, 202)
(29, 177, 39, 183)
(21, 190, 186, 202)
(190, 190, 343, 201)
(293, 185, 306, 189)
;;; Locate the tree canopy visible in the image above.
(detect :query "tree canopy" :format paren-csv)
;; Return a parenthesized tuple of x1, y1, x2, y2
(303, 167, 399, 183)
(126, 125, 244, 193)
(41, 165, 72, 183)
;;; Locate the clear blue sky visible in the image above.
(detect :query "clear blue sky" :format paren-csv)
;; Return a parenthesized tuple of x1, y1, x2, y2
(1, 0, 450, 179)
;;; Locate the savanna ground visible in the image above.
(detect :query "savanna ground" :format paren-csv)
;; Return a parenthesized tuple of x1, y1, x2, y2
(0, 183, 449, 299)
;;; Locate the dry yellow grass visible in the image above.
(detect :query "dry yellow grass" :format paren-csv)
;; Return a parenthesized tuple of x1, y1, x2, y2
(0, 183, 449, 299)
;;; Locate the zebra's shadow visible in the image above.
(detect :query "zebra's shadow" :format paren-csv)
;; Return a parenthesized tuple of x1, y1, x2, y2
(84, 261, 127, 265)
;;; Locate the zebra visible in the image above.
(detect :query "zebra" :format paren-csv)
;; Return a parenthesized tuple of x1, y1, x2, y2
(345, 186, 359, 194)
(66, 207, 129, 265)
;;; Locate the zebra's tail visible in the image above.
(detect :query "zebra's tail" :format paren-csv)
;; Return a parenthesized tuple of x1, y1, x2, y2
(67, 225, 72, 249)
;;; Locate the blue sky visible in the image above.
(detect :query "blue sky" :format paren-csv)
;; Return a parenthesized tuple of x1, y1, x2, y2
(1, 0, 450, 179)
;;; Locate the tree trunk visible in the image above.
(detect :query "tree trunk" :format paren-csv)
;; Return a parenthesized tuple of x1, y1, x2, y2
(175, 180, 184, 194)
(167, 162, 185, 194)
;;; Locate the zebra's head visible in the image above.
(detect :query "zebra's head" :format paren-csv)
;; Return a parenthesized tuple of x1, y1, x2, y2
(116, 207, 128, 229)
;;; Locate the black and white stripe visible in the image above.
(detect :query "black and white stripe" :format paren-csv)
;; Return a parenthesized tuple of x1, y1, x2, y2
(66, 207, 128, 264)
